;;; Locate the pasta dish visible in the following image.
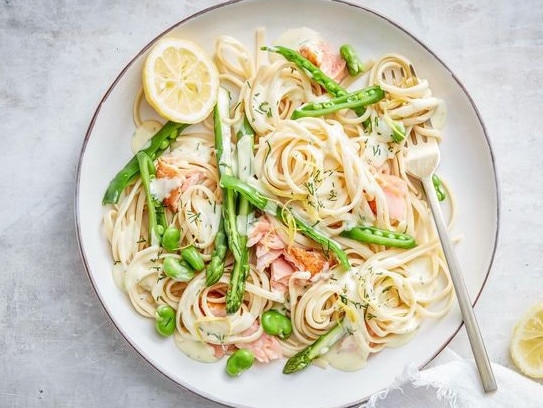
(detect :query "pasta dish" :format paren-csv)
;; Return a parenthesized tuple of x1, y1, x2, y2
(101, 27, 454, 376)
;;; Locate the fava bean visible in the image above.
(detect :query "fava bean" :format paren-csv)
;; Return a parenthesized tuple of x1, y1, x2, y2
(163, 256, 195, 282)
(162, 226, 181, 252)
(226, 349, 254, 377)
(261, 310, 293, 340)
(181, 245, 205, 271)
(155, 304, 176, 336)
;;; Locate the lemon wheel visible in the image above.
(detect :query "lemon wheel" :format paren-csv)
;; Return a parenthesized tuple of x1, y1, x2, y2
(510, 302, 543, 378)
(142, 37, 219, 124)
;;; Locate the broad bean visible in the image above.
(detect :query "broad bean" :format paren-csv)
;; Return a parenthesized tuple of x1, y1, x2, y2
(181, 245, 205, 271)
(155, 304, 176, 336)
(162, 226, 181, 252)
(261, 310, 293, 340)
(226, 349, 255, 377)
(163, 256, 195, 282)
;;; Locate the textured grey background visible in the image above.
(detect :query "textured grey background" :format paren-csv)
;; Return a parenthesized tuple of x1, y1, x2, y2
(1, 0, 542, 407)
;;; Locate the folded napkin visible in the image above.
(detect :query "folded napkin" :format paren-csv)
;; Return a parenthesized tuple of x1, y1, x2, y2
(362, 349, 543, 408)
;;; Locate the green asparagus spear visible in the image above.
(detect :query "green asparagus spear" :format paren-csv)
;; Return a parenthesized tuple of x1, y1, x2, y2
(214, 87, 244, 262)
(136, 151, 167, 246)
(283, 318, 347, 374)
(225, 244, 250, 314)
(219, 174, 270, 210)
(205, 217, 227, 286)
(225, 116, 255, 313)
(206, 89, 243, 287)
(291, 86, 384, 119)
(339, 44, 365, 76)
(236, 115, 256, 183)
(103, 121, 189, 204)
(219, 174, 351, 271)
(214, 90, 255, 313)
(280, 211, 351, 270)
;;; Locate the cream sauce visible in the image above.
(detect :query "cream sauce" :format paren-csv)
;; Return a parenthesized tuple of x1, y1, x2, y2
(171, 137, 213, 164)
(174, 334, 221, 363)
(112, 262, 126, 293)
(386, 329, 419, 347)
(272, 27, 322, 54)
(149, 177, 182, 201)
(131, 120, 162, 153)
(431, 99, 447, 130)
(325, 335, 368, 371)
(237, 134, 253, 181)
(194, 317, 232, 344)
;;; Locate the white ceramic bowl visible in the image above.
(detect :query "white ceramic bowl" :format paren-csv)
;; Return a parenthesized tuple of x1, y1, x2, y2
(76, 1, 499, 407)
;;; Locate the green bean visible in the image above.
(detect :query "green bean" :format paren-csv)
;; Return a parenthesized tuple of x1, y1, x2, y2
(155, 304, 176, 337)
(261, 310, 293, 340)
(340, 226, 416, 249)
(180, 245, 205, 271)
(103, 121, 189, 205)
(162, 256, 195, 282)
(432, 174, 447, 201)
(226, 349, 255, 377)
(162, 226, 181, 252)
(292, 86, 384, 119)
(339, 44, 365, 76)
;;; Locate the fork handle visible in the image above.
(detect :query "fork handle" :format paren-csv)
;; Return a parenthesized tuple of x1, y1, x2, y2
(422, 176, 497, 393)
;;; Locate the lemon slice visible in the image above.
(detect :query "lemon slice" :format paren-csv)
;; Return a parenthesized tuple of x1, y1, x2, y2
(142, 37, 219, 124)
(510, 302, 543, 378)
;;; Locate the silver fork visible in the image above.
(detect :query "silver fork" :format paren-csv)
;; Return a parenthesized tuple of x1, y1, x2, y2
(382, 65, 497, 393)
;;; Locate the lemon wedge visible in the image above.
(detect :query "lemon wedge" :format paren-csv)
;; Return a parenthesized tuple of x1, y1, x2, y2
(510, 302, 543, 378)
(142, 37, 219, 124)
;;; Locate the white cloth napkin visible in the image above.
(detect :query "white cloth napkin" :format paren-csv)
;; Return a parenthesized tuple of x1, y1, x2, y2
(362, 349, 543, 408)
